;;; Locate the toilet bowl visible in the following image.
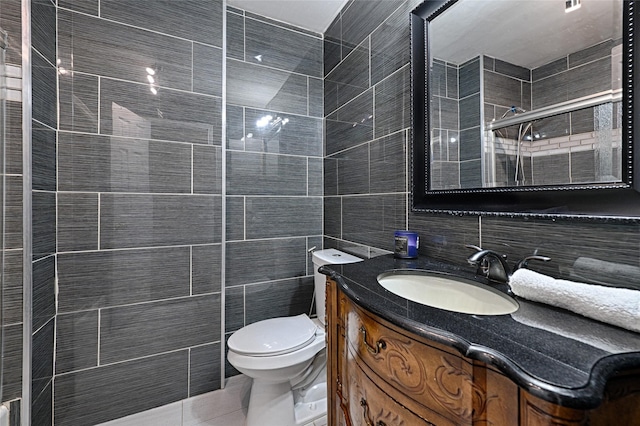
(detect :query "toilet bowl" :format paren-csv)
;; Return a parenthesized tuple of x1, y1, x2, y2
(227, 248, 362, 426)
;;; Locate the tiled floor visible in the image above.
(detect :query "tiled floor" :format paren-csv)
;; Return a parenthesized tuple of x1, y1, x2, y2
(96, 374, 327, 426)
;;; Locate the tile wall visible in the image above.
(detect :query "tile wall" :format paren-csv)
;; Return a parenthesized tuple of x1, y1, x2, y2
(18, 1, 326, 424)
(52, 1, 225, 424)
(0, 0, 24, 414)
(224, 7, 323, 375)
(31, 0, 57, 424)
(323, 0, 640, 290)
(324, 0, 412, 258)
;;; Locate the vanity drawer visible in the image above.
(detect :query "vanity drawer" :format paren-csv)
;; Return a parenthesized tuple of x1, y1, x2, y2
(345, 299, 517, 425)
(346, 351, 434, 426)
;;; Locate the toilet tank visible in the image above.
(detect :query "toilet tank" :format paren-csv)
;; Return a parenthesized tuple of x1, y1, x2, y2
(311, 249, 362, 325)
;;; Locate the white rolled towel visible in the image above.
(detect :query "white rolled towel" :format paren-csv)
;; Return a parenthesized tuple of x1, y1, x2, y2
(509, 268, 640, 334)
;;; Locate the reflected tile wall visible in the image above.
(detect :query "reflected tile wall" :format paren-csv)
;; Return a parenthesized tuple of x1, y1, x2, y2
(323, 1, 640, 320)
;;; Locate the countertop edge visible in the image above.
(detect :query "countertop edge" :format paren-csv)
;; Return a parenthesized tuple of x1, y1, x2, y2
(321, 265, 640, 409)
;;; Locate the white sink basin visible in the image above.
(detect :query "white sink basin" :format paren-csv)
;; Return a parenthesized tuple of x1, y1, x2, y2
(377, 271, 519, 315)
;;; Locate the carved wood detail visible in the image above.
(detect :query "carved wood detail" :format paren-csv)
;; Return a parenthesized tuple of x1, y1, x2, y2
(327, 281, 640, 426)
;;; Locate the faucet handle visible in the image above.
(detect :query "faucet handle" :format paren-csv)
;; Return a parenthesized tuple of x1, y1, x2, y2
(465, 244, 483, 252)
(514, 255, 551, 271)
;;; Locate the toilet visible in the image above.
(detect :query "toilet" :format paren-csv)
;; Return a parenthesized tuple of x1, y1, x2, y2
(227, 248, 362, 426)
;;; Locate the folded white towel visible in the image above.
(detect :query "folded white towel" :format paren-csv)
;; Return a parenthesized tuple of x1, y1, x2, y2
(509, 268, 640, 334)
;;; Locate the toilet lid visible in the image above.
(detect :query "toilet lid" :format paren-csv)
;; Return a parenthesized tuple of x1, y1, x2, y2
(228, 314, 319, 357)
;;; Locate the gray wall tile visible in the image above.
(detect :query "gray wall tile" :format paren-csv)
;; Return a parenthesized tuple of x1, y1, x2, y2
(2, 324, 22, 401)
(409, 213, 480, 264)
(3, 251, 23, 325)
(324, 158, 338, 196)
(326, 89, 373, 155)
(227, 59, 309, 114)
(57, 192, 98, 252)
(58, 0, 98, 15)
(324, 38, 341, 77)
(371, 3, 410, 86)
(335, 143, 369, 195)
(32, 51, 56, 128)
(459, 58, 480, 98)
(32, 191, 56, 261)
(54, 351, 189, 426)
(324, 42, 369, 113)
(226, 11, 245, 61)
(226, 238, 307, 286)
(101, 0, 223, 47)
(532, 57, 567, 82)
(192, 244, 222, 295)
(56, 310, 98, 374)
(100, 194, 221, 249)
(245, 277, 314, 324)
(324, 197, 342, 239)
(57, 247, 190, 312)
(226, 105, 245, 150)
(244, 16, 322, 77)
(225, 286, 244, 333)
(342, 194, 406, 250)
(189, 343, 221, 396)
(58, 9, 192, 91)
(51, 135, 128, 201)
(225, 196, 245, 241)
(308, 158, 323, 196)
(494, 58, 530, 81)
(226, 151, 308, 195)
(194, 145, 222, 194)
(244, 109, 322, 157)
(59, 72, 98, 133)
(370, 132, 407, 194)
(483, 70, 525, 109)
(341, 0, 401, 56)
(32, 125, 56, 192)
(532, 153, 570, 185)
(569, 40, 613, 68)
(459, 127, 481, 162)
(245, 197, 322, 239)
(32, 318, 54, 402)
(32, 381, 52, 426)
(100, 78, 222, 146)
(5, 176, 22, 250)
(100, 294, 220, 363)
(31, 0, 56, 70)
(374, 65, 410, 138)
(33, 256, 55, 332)
(308, 77, 324, 117)
(6, 101, 23, 175)
(193, 44, 223, 97)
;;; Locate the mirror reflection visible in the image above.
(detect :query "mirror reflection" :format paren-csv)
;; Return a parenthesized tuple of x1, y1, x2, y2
(428, 0, 623, 190)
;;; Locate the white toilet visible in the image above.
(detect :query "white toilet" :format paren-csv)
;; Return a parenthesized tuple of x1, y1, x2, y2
(227, 248, 362, 426)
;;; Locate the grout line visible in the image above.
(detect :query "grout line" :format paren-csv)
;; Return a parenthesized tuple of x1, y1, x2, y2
(97, 193, 101, 249)
(190, 246, 193, 296)
(97, 309, 101, 365)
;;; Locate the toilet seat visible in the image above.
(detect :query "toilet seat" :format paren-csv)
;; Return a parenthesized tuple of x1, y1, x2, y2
(228, 314, 319, 357)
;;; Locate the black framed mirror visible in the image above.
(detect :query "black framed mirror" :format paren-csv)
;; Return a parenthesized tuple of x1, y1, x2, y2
(411, 0, 640, 220)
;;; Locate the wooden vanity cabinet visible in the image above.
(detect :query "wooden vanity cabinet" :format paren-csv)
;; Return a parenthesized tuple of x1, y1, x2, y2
(325, 278, 640, 426)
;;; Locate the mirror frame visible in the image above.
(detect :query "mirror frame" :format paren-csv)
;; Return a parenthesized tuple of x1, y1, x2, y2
(411, 0, 640, 221)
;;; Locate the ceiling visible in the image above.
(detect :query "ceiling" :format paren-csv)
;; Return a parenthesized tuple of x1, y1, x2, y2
(226, 0, 350, 33)
(431, 0, 623, 69)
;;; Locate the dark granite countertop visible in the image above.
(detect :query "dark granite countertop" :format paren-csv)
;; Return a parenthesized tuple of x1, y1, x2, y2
(320, 254, 640, 409)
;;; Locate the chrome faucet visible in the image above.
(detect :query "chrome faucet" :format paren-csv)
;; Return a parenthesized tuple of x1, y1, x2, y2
(466, 245, 550, 283)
